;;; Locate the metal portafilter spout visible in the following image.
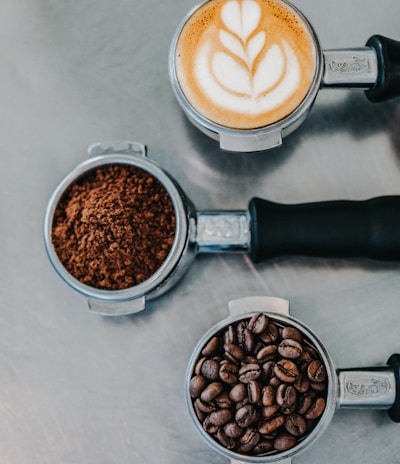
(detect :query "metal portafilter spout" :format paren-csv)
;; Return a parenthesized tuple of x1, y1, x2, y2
(44, 142, 400, 315)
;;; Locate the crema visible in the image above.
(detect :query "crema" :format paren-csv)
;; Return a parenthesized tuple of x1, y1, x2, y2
(175, 0, 317, 130)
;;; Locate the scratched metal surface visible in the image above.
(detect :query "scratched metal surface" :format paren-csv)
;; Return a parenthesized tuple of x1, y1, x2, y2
(1, 0, 400, 463)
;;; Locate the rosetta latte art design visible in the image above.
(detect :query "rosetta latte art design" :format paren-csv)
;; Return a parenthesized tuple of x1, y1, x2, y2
(175, 0, 317, 129)
(197, 0, 300, 116)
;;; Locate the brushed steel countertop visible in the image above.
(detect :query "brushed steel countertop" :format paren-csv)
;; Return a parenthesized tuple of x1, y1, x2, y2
(1, 1, 399, 463)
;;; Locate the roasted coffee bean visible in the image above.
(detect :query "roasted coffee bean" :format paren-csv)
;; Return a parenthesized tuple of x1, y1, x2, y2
(242, 328, 256, 353)
(262, 403, 280, 419)
(203, 415, 218, 434)
(219, 361, 238, 384)
(259, 321, 279, 343)
(248, 313, 269, 334)
(282, 327, 303, 343)
(239, 428, 260, 453)
(215, 392, 233, 409)
(307, 360, 327, 383)
(261, 385, 276, 407)
(274, 360, 299, 383)
(256, 345, 278, 363)
(224, 343, 246, 363)
(276, 384, 297, 414)
(202, 336, 219, 356)
(190, 314, 328, 457)
(274, 432, 297, 451)
(278, 339, 303, 359)
(201, 358, 220, 380)
(305, 397, 326, 420)
(194, 397, 217, 414)
(224, 421, 243, 439)
(285, 414, 307, 437)
(209, 408, 232, 427)
(200, 382, 224, 402)
(216, 429, 236, 449)
(258, 415, 285, 434)
(294, 374, 310, 393)
(189, 375, 207, 398)
(229, 383, 247, 403)
(235, 404, 258, 428)
(253, 439, 274, 454)
(248, 380, 261, 404)
(223, 325, 236, 345)
(297, 393, 313, 415)
(238, 364, 262, 383)
(194, 356, 206, 375)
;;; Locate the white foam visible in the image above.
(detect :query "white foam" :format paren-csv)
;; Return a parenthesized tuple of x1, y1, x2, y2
(193, 0, 302, 118)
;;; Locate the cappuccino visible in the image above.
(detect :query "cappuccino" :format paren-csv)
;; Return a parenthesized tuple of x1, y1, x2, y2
(174, 0, 317, 130)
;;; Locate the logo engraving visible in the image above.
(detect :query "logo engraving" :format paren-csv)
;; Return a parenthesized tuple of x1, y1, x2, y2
(329, 56, 370, 74)
(345, 377, 389, 397)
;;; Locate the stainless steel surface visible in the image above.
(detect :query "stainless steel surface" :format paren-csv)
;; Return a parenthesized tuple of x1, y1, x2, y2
(1, 0, 400, 463)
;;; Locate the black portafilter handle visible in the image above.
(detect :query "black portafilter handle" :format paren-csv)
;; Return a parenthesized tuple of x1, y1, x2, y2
(248, 196, 400, 263)
(366, 35, 400, 102)
(388, 353, 400, 422)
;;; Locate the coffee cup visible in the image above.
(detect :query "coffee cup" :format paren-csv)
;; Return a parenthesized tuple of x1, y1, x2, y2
(169, 0, 400, 152)
(185, 296, 400, 462)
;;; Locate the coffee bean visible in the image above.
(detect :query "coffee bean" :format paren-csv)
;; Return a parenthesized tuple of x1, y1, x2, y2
(258, 415, 285, 434)
(261, 385, 275, 407)
(202, 336, 219, 356)
(307, 360, 327, 383)
(238, 364, 262, 383)
(276, 384, 297, 414)
(189, 375, 207, 398)
(209, 408, 232, 427)
(274, 360, 299, 383)
(194, 397, 217, 414)
(256, 344, 278, 363)
(305, 397, 326, 420)
(248, 313, 269, 334)
(224, 421, 243, 439)
(239, 428, 260, 453)
(229, 383, 247, 403)
(190, 314, 328, 457)
(235, 404, 258, 428)
(274, 432, 297, 451)
(253, 439, 274, 454)
(224, 343, 246, 363)
(219, 361, 238, 384)
(259, 321, 279, 343)
(248, 380, 261, 404)
(200, 382, 224, 402)
(278, 339, 303, 359)
(201, 358, 220, 380)
(216, 429, 236, 449)
(285, 414, 307, 436)
(282, 327, 303, 343)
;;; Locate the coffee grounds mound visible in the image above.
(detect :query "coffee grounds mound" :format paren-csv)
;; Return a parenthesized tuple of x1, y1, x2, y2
(51, 164, 176, 290)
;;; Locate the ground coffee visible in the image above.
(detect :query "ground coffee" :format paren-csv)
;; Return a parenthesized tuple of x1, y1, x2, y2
(51, 163, 176, 290)
(189, 313, 327, 456)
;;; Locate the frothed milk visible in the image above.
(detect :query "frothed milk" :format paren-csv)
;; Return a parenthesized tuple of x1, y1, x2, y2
(174, 0, 317, 130)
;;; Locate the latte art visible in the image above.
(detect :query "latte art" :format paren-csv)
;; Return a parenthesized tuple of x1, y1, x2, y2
(175, 0, 317, 130)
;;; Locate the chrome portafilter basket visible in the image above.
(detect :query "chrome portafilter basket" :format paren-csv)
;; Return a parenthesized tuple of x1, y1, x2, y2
(44, 141, 400, 316)
(169, 0, 400, 152)
(185, 296, 400, 463)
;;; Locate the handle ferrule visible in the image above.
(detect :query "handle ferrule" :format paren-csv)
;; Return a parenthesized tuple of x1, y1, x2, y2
(365, 35, 400, 102)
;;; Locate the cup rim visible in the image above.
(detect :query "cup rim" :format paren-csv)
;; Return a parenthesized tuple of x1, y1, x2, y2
(43, 153, 189, 303)
(185, 310, 338, 463)
(169, 0, 324, 151)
